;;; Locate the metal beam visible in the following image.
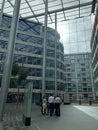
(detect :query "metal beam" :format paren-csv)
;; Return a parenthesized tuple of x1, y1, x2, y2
(60, 0, 66, 20)
(7, 0, 22, 19)
(43, 0, 53, 23)
(23, 1, 92, 20)
(7, 0, 14, 7)
(0, 0, 5, 25)
(25, 0, 39, 22)
(79, 0, 80, 17)
(91, 0, 97, 13)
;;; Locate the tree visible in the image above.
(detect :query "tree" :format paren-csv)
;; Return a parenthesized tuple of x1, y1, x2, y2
(10, 61, 28, 88)
(12, 61, 19, 76)
(0, 61, 19, 88)
(10, 61, 19, 88)
(11, 61, 28, 107)
(0, 61, 28, 106)
(18, 67, 28, 85)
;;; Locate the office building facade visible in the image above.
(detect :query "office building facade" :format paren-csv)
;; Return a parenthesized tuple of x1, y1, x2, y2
(0, 14, 65, 102)
(64, 53, 95, 101)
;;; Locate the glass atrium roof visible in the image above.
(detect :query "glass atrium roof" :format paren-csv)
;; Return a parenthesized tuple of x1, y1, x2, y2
(0, 0, 95, 54)
(0, 0, 93, 24)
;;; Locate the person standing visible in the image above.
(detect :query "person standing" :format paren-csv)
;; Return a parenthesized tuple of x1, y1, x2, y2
(48, 94, 54, 116)
(54, 95, 61, 116)
(42, 96, 47, 115)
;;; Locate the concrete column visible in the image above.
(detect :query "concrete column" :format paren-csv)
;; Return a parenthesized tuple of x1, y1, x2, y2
(54, 13, 57, 96)
(42, 0, 48, 97)
(90, 65, 95, 100)
(0, 0, 21, 121)
(0, 0, 5, 25)
(75, 58, 79, 101)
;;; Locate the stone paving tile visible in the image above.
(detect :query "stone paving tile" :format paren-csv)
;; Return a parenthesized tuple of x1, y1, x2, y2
(0, 103, 98, 130)
(0, 111, 25, 130)
(74, 105, 98, 120)
(0, 104, 42, 130)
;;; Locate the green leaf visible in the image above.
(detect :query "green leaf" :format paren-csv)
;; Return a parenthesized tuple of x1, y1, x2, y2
(12, 61, 19, 76)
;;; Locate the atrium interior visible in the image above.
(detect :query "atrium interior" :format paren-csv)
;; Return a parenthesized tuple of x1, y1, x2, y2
(0, 0, 98, 103)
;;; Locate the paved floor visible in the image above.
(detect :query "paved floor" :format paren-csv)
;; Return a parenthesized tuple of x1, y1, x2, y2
(0, 103, 98, 130)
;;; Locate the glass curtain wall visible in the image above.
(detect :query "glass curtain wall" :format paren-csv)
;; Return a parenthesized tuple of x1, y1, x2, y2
(49, 16, 92, 54)
(64, 53, 94, 101)
(0, 14, 65, 103)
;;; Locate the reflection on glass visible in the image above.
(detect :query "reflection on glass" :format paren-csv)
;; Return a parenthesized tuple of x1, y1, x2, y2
(49, 16, 92, 54)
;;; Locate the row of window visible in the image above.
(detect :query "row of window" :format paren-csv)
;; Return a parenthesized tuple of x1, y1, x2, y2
(65, 88, 92, 92)
(65, 83, 92, 88)
(65, 78, 92, 82)
(0, 14, 65, 92)
(2, 15, 41, 35)
(64, 53, 91, 60)
(65, 68, 91, 72)
(25, 80, 65, 90)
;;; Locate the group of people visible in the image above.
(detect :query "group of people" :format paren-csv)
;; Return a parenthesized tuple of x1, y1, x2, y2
(41, 94, 62, 117)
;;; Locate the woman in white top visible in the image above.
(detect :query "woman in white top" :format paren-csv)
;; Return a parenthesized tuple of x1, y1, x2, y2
(42, 96, 47, 115)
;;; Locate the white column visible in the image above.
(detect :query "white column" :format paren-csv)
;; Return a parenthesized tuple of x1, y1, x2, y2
(75, 58, 79, 101)
(0, 0, 21, 121)
(54, 13, 57, 96)
(42, 0, 48, 96)
(90, 65, 95, 100)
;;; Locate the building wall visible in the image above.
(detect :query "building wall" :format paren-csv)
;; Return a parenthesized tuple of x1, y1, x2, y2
(91, 1, 98, 96)
(64, 53, 95, 101)
(0, 14, 65, 96)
